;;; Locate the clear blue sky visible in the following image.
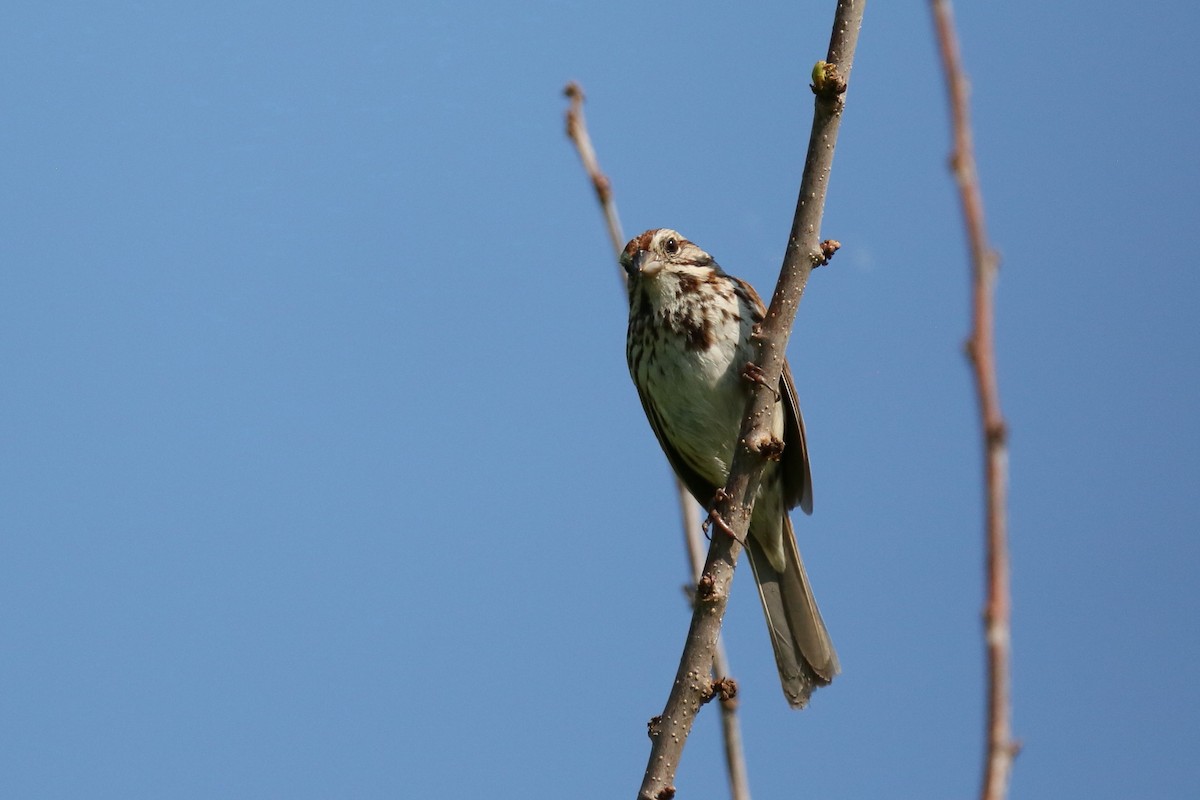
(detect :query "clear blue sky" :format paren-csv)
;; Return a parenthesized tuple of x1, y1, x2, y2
(3, 2, 1197, 798)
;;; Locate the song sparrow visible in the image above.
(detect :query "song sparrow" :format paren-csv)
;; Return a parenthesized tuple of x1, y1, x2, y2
(622, 228, 839, 708)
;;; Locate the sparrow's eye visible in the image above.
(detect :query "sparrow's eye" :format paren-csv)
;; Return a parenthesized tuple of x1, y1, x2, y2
(664, 237, 679, 255)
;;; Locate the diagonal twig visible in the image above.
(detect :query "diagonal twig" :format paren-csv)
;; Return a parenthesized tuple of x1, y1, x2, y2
(636, 2, 866, 798)
(564, 81, 752, 800)
(929, 3, 1019, 799)
(564, 83, 628, 263)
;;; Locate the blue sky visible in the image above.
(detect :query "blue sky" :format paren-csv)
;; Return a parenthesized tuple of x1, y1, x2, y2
(2, 2, 1198, 798)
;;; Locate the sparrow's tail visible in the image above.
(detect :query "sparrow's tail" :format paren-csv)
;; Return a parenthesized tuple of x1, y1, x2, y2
(744, 516, 839, 708)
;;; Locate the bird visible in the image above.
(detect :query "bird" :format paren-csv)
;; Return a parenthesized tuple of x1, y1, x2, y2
(621, 227, 838, 707)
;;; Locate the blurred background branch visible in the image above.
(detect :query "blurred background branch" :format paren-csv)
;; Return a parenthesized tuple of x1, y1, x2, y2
(564, 81, 752, 800)
(929, 2, 1018, 798)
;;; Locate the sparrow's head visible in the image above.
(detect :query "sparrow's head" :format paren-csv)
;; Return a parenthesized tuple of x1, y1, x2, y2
(620, 228, 715, 280)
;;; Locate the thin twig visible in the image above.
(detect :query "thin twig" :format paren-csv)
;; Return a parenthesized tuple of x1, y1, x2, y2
(928, 3, 1017, 799)
(637, 3, 866, 798)
(564, 81, 752, 800)
(564, 83, 627, 263)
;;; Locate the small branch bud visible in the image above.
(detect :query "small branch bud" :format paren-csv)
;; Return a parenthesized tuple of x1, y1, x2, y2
(811, 61, 848, 99)
(817, 239, 841, 266)
(646, 715, 663, 739)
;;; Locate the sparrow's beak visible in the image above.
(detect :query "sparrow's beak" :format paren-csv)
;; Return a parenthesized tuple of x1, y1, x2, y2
(629, 249, 663, 278)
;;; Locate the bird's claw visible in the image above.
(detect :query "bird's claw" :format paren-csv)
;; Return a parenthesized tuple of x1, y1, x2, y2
(741, 362, 780, 400)
(702, 488, 744, 543)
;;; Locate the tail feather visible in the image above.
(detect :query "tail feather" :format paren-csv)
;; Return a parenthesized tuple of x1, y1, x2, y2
(744, 516, 839, 708)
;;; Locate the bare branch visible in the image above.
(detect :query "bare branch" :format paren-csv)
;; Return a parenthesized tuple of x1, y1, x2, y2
(677, 480, 750, 800)
(928, 3, 1018, 799)
(564, 82, 627, 264)
(638, 2, 866, 798)
(563, 81, 752, 800)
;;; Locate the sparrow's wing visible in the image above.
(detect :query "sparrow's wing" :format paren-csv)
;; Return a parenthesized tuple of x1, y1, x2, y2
(632, 383, 719, 508)
(780, 360, 814, 514)
(631, 355, 811, 515)
(735, 276, 814, 515)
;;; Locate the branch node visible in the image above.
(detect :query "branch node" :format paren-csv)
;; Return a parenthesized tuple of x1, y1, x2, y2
(593, 174, 612, 202)
(816, 238, 841, 266)
(987, 420, 1008, 448)
(563, 81, 583, 137)
(747, 431, 785, 462)
(655, 787, 677, 800)
(646, 715, 663, 740)
(713, 676, 739, 705)
(810, 61, 848, 99)
(695, 572, 716, 600)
